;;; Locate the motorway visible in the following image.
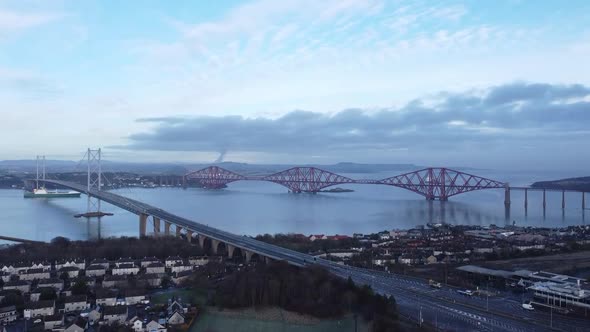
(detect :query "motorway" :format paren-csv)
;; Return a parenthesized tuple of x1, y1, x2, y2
(43, 180, 589, 331)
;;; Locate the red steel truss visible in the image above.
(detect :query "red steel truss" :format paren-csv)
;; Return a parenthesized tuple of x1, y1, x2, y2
(184, 166, 506, 199)
(185, 166, 245, 189)
(378, 167, 506, 200)
(262, 167, 355, 193)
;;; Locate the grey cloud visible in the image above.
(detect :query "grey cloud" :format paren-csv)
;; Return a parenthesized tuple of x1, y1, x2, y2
(123, 82, 590, 162)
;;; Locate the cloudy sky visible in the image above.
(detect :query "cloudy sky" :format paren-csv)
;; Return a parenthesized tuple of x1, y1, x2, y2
(1, 0, 589, 170)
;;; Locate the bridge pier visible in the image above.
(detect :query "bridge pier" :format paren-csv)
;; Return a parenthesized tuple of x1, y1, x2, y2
(543, 189, 546, 209)
(504, 185, 511, 207)
(244, 250, 254, 263)
(164, 221, 171, 236)
(153, 217, 160, 236)
(186, 230, 193, 243)
(176, 225, 182, 237)
(227, 244, 236, 259)
(562, 190, 566, 209)
(139, 214, 148, 237)
(211, 239, 220, 254)
(198, 234, 206, 248)
(504, 185, 511, 222)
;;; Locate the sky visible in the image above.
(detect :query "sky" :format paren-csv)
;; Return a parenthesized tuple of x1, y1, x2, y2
(1, 0, 589, 170)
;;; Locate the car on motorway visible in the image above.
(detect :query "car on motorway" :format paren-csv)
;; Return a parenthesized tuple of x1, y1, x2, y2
(457, 289, 474, 296)
(522, 302, 534, 311)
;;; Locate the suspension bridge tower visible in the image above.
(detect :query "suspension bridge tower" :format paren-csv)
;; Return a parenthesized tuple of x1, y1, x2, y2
(86, 148, 102, 215)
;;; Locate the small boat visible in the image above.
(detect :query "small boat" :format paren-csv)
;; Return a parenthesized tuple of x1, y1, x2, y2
(24, 187, 81, 198)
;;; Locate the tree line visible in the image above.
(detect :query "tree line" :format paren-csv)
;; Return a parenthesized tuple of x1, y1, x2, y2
(0, 236, 205, 263)
(203, 261, 401, 332)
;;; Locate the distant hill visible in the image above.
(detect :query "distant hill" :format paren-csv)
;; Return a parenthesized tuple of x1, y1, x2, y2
(0, 159, 423, 175)
(532, 176, 590, 191)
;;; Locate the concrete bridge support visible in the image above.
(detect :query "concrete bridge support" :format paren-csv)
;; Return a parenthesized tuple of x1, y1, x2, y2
(227, 244, 236, 259)
(264, 256, 272, 264)
(164, 221, 171, 236)
(176, 225, 182, 237)
(198, 234, 206, 248)
(186, 230, 193, 243)
(139, 214, 148, 237)
(244, 250, 254, 263)
(211, 239, 220, 254)
(504, 185, 511, 207)
(543, 189, 546, 209)
(153, 217, 161, 236)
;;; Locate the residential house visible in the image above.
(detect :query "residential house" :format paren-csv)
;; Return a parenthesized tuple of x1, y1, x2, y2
(146, 320, 167, 332)
(1, 264, 14, 275)
(0, 306, 17, 324)
(165, 257, 183, 268)
(378, 231, 391, 241)
(89, 259, 110, 269)
(38, 278, 64, 291)
(55, 259, 85, 271)
(64, 317, 87, 332)
(167, 311, 185, 325)
(103, 305, 128, 325)
(73, 276, 96, 288)
(43, 314, 64, 330)
(112, 263, 139, 276)
(170, 264, 192, 274)
(308, 234, 326, 241)
(138, 274, 162, 288)
(171, 270, 192, 284)
(30, 287, 55, 302)
(58, 266, 80, 279)
(130, 317, 144, 332)
(115, 258, 135, 267)
(326, 234, 350, 241)
(102, 274, 128, 288)
(20, 268, 50, 281)
(95, 290, 117, 306)
(124, 289, 147, 305)
(31, 262, 52, 271)
(85, 307, 102, 325)
(3, 280, 31, 293)
(64, 295, 88, 312)
(86, 265, 106, 277)
(0, 272, 11, 283)
(13, 262, 31, 275)
(389, 230, 408, 239)
(167, 300, 187, 315)
(397, 254, 422, 265)
(24, 300, 55, 318)
(146, 262, 166, 274)
(140, 257, 160, 268)
(188, 257, 209, 267)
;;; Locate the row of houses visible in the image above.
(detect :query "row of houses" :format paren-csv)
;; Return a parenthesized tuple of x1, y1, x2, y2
(1, 256, 220, 277)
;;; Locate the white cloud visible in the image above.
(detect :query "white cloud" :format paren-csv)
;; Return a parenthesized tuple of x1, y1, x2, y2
(0, 8, 63, 32)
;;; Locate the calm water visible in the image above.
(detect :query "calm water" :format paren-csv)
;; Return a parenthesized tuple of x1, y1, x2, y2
(0, 169, 587, 243)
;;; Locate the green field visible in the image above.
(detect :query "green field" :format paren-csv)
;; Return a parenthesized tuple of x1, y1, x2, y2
(191, 310, 368, 332)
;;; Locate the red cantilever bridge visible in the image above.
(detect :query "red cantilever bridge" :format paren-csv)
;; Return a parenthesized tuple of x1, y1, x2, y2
(184, 166, 507, 200)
